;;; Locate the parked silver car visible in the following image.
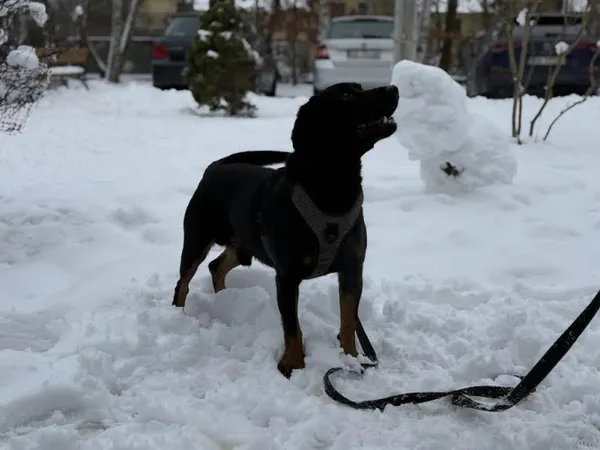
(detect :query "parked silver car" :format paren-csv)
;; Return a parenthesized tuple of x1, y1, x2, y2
(313, 15, 395, 94)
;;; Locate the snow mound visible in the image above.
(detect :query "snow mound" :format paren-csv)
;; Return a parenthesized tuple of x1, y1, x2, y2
(391, 60, 517, 193)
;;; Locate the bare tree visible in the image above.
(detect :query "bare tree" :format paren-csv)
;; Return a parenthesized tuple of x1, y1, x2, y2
(1, 0, 50, 133)
(261, 0, 312, 84)
(42, 0, 78, 46)
(418, 0, 434, 62)
(528, 3, 593, 136)
(494, 0, 540, 142)
(265, 0, 281, 51)
(74, 0, 142, 82)
(313, 0, 328, 42)
(282, 0, 300, 84)
(461, 0, 498, 92)
(543, 45, 599, 139)
(438, 0, 458, 71)
(591, 0, 600, 37)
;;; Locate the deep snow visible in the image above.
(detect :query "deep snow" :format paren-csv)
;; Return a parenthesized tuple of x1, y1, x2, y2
(1, 80, 600, 450)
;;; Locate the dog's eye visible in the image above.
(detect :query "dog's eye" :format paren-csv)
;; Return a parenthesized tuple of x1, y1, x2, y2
(342, 92, 352, 98)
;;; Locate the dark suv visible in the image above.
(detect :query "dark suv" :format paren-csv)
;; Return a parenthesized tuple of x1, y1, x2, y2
(469, 12, 600, 98)
(151, 12, 278, 96)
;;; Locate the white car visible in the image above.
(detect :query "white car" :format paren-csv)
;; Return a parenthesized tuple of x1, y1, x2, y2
(313, 15, 395, 94)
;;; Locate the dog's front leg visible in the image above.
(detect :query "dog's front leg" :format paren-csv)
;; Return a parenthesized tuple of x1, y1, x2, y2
(275, 274, 305, 378)
(337, 263, 363, 357)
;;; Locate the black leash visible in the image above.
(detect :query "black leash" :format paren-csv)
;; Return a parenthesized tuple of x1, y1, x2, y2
(324, 289, 600, 411)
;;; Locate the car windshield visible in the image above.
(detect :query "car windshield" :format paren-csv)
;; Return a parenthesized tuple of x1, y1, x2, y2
(164, 16, 199, 37)
(328, 19, 393, 39)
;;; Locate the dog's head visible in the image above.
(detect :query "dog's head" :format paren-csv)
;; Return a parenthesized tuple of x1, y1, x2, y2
(291, 82, 399, 159)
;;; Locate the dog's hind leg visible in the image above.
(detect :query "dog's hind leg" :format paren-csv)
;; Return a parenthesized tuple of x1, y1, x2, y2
(208, 245, 240, 293)
(208, 245, 253, 292)
(173, 232, 214, 308)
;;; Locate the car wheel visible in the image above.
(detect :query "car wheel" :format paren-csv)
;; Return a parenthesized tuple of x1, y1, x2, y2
(573, 86, 590, 96)
(483, 87, 512, 99)
(264, 72, 278, 97)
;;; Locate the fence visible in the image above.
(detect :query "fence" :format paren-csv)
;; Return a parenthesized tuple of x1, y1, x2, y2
(66, 35, 156, 74)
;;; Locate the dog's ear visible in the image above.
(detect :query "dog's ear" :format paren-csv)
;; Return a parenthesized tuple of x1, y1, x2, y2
(291, 94, 347, 151)
(291, 96, 325, 150)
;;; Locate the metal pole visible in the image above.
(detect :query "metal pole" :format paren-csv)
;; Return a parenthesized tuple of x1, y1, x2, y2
(404, 0, 418, 61)
(393, 0, 405, 62)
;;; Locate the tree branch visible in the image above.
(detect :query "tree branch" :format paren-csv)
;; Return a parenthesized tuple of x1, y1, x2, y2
(528, 2, 592, 137)
(543, 45, 600, 141)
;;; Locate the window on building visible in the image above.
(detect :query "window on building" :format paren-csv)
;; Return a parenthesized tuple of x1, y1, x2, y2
(382, 0, 394, 15)
(329, 1, 345, 18)
(358, 2, 367, 14)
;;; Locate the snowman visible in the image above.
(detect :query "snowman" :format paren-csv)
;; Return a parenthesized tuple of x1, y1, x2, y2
(390, 60, 517, 194)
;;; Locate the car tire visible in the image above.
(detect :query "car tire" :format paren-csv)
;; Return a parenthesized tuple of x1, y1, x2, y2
(264, 72, 278, 97)
(483, 87, 511, 99)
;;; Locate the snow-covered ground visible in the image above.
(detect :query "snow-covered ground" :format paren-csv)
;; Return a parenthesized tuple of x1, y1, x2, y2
(1, 80, 600, 450)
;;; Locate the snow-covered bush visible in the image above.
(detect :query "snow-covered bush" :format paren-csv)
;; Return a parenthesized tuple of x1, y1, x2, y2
(0, 0, 49, 133)
(185, 0, 258, 116)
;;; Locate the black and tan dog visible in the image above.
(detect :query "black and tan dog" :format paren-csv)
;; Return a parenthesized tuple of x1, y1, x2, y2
(173, 82, 399, 377)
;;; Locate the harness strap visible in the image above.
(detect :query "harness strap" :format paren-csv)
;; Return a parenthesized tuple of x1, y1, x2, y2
(291, 185, 363, 278)
(324, 289, 600, 411)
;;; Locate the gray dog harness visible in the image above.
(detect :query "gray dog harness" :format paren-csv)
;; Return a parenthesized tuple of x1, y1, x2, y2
(291, 185, 363, 278)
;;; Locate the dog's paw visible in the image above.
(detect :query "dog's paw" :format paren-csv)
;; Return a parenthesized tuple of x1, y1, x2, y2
(277, 354, 306, 379)
(336, 332, 358, 357)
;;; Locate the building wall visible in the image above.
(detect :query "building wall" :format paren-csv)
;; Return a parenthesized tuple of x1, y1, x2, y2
(137, 0, 179, 32)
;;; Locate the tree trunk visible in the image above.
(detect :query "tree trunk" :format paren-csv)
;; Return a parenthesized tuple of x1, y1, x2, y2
(438, 0, 458, 72)
(106, 0, 124, 83)
(592, 0, 600, 41)
(265, 0, 280, 59)
(418, 0, 433, 62)
(290, 40, 297, 84)
(105, 0, 141, 83)
(317, 0, 329, 42)
(118, 0, 141, 73)
(290, 2, 298, 84)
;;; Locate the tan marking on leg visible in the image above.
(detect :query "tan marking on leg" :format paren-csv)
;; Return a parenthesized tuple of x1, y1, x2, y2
(339, 291, 358, 357)
(277, 330, 305, 378)
(173, 244, 212, 308)
(209, 246, 240, 293)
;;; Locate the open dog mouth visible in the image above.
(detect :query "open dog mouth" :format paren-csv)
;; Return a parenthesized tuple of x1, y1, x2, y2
(357, 115, 395, 131)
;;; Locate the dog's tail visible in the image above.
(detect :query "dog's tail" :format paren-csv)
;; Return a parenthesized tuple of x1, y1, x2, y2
(213, 150, 291, 166)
